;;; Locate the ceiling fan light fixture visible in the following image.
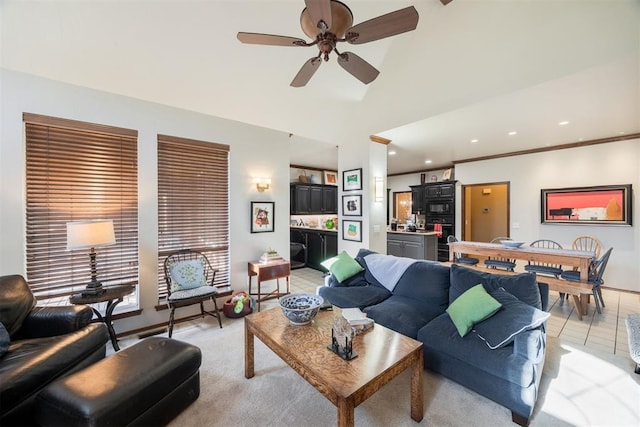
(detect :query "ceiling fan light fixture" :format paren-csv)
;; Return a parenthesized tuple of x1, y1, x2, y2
(300, 0, 353, 39)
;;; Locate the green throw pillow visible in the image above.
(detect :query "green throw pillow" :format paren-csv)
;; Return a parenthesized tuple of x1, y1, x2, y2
(446, 284, 502, 337)
(321, 251, 364, 283)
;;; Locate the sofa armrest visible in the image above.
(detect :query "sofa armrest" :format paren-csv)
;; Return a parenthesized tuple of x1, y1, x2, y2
(513, 327, 546, 364)
(14, 305, 95, 339)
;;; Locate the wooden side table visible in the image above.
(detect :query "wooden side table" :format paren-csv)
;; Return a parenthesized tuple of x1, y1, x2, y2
(247, 260, 290, 311)
(69, 284, 135, 351)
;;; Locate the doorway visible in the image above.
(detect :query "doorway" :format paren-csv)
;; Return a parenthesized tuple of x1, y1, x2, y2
(462, 182, 510, 242)
(393, 191, 412, 224)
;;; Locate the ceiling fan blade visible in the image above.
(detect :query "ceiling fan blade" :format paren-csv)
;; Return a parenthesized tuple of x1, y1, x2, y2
(290, 57, 322, 87)
(441, 0, 454, 5)
(346, 6, 419, 45)
(337, 52, 380, 85)
(237, 32, 307, 47)
(305, 0, 332, 31)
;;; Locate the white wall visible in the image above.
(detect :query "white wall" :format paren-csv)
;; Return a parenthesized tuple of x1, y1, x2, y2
(0, 69, 291, 331)
(455, 139, 640, 292)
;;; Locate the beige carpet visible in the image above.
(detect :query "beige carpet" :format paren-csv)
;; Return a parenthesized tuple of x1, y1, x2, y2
(146, 313, 640, 427)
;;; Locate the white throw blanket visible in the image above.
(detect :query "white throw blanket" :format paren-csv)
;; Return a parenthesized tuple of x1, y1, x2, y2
(363, 253, 416, 292)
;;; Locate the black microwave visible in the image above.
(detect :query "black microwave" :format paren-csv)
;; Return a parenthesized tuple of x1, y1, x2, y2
(427, 202, 453, 216)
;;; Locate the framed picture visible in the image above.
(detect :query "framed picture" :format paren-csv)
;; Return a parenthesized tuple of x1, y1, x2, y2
(342, 220, 362, 242)
(540, 184, 632, 225)
(442, 168, 452, 181)
(323, 170, 338, 186)
(342, 195, 362, 216)
(343, 168, 362, 191)
(250, 201, 275, 233)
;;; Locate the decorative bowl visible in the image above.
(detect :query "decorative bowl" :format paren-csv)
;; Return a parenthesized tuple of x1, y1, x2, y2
(279, 293, 324, 325)
(501, 240, 525, 248)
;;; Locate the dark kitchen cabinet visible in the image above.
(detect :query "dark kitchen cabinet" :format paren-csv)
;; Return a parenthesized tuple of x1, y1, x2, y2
(322, 186, 338, 213)
(425, 182, 455, 199)
(290, 184, 337, 214)
(410, 185, 425, 214)
(296, 229, 337, 272)
(310, 186, 323, 213)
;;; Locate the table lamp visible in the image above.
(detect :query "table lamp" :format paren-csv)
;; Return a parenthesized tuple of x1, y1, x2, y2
(66, 219, 116, 295)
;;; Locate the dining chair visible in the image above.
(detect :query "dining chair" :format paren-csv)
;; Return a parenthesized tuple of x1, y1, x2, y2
(560, 247, 613, 314)
(163, 249, 223, 337)
(484, 237, 516, 271)
(572, 235, 603, 262)
(447, 235, 479, 266)
(524, 240, 563, 277)
(525, 239, 566, 304)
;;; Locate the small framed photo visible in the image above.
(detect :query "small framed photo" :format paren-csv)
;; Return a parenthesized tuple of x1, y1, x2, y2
(250, 201, 274, 233)
(342, 195, 362, 216)
(342, 220, 362, 242)
(343, 168, 362, 191)
(323, 170, 338, 186)
(442, 168, 452, 181)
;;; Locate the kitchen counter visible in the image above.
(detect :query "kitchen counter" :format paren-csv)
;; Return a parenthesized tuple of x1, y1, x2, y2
(290, 226, 338, 233)
(387, 230, 439, 235)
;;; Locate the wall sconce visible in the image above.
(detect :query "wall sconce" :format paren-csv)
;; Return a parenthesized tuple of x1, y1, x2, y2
(374, 176, 384, 202)
(255, 177, 271, 192)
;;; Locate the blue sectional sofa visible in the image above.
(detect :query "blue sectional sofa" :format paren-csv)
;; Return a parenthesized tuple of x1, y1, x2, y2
(318, 249, 549, 426)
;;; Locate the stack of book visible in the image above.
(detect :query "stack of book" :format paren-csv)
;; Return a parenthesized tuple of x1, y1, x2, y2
(342, 308, 374, 333)
(260, 250, 284, 263)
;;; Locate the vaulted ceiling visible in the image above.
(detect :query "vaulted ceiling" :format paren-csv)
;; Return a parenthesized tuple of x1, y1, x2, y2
(2, 0, 639, 174)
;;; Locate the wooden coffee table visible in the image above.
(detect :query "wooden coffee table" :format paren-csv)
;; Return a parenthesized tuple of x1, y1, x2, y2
(244, 307, 424, 427)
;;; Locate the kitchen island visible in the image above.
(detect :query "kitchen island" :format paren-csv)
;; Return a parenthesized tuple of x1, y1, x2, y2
(387, 231, 439, 261)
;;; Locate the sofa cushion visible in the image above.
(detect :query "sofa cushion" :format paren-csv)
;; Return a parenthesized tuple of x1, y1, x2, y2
(363, 295, 442, 339)
(317, 285, 391, 309)
(418, 313, 537, 387)
(446, 284, 502, 337)
(474, 288, 550, 349)
(449, 264, 542, 309)
(321, 251, 364, 283)
(0, 275, 37, 337)
(393, 261, 450, 309)
(0, 323, 109, 417)
(325, 270, 368, 287)
(0, 323, 9, 357)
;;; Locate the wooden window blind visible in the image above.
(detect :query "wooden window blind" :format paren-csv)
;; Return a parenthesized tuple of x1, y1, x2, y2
(157, 134, 230, 301)
(24, 113, 139, 303)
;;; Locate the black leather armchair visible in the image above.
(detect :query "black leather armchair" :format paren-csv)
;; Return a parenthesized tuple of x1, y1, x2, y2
(0, 275, 110, 425)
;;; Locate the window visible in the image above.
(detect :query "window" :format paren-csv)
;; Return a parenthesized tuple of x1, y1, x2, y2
(157, 134, 230, 302)
(24, 113, 139, 305)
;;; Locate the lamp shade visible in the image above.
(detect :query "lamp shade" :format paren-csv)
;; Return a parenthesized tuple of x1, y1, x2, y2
(67, 220, 116, 250)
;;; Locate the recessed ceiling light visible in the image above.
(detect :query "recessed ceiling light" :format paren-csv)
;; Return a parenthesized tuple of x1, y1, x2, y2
(388, 150, 396, 155)
(470, 139, 478, 143)
(508, 131, 517, 136)
(558, 121, 569, 126)
(425, 160, 432, 164)
(620, 131, 626, 135)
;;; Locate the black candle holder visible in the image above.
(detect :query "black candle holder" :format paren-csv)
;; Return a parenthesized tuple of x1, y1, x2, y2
(327, 328, 358, 361)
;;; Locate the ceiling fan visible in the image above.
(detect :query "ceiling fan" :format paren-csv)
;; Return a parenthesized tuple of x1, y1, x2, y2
(237, 1, 446, 87)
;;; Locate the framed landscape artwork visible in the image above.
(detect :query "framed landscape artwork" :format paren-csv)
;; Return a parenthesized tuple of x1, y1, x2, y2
(540, 184, 632, 225)
(342, 220, 362, 242)
(323, 170, 338, 186)
(342, 195, 362, 216)
(343, 168, 362, 191)
(251, 201, 275, 233)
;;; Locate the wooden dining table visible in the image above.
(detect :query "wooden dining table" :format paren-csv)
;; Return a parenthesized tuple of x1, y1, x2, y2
(448, 241, 596, 282)
(447, 241, 598, 319)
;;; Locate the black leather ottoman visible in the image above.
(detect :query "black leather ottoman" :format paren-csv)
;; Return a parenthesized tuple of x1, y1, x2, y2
(35, 337, 201, 426)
